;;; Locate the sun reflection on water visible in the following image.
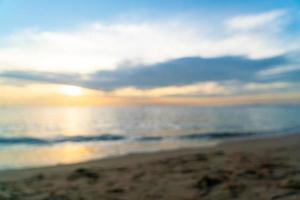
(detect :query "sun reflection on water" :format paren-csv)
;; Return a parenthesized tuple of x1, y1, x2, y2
(0, 144, 99, 169)
(57, 108, 91, 136)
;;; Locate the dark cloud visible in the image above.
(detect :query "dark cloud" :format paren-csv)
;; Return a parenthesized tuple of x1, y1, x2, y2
(86, 55, 288, 90)
(0, 55, 295, 90)
(0, 71, 82, 85)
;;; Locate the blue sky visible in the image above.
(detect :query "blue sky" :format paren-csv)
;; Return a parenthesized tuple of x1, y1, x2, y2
(1, 0, 299, 34)
(0, 0, 299, 103)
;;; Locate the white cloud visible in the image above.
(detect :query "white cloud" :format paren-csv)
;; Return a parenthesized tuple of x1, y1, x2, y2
(225, 10, 286, 31)
(112, 82, 229, 97)
(0, 22, 210, 73)
(0, 10, 295, 74)
(244, 82, 291, 91)
(258, 64, 300, 77)
(110, 81, 298, 97)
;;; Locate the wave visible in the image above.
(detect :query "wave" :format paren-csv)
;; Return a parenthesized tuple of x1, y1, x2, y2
(0, 134, 165, 145)
(136, 136, 164, 141)
(0, 137, 49, 145)
(179, 132, 258, 140)
(0, 129, 297, 146)
(0, 134, 126, 145)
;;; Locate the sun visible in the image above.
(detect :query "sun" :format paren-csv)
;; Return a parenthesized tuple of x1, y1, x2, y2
(60, 85, 83, 96)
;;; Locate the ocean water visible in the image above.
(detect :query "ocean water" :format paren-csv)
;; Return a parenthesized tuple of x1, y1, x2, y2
(0, 105, 300, 170)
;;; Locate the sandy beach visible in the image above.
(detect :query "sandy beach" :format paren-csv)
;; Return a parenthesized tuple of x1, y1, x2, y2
(0, 134, 300, 200)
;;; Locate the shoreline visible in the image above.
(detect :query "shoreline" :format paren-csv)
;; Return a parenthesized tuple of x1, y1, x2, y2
(1, 134, 300, 199)
(0, 134, 299, 178)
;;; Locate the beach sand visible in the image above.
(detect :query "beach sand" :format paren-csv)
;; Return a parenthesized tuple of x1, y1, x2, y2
(0, 134, 300, 200)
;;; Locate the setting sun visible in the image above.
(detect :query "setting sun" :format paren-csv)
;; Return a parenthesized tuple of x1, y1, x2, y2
(60, 85, 83, 96)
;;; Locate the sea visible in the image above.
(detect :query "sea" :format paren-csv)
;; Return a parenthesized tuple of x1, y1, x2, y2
(0, 105, 300, 170)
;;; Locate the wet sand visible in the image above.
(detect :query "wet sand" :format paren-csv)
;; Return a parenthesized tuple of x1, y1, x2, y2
(0, 134, 300, 200)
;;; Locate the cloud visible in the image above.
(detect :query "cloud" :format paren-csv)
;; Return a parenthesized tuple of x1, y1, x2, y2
(225, 9, 286, 31)
(0, 55, 290, 91)
(0, 9, 296, 74)
(0, 70, 82, 85)
(112, 81, 299, 97)
(0, 9, 299, 99)
(112, 82, 229, 97)
(256, 54, 300, 81)
(258, 64, 300, 76)
(87, 56, 289, 90)
(243, 82, 292, 91)
(1, 54, 299, 97)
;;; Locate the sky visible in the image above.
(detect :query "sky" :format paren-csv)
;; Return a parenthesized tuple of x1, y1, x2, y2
(0, 0, 300, 106)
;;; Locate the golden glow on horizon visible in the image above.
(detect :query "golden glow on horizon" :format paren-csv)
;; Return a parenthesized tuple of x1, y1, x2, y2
(60, 85, 83, 96)
(0, 83, 300, 106)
